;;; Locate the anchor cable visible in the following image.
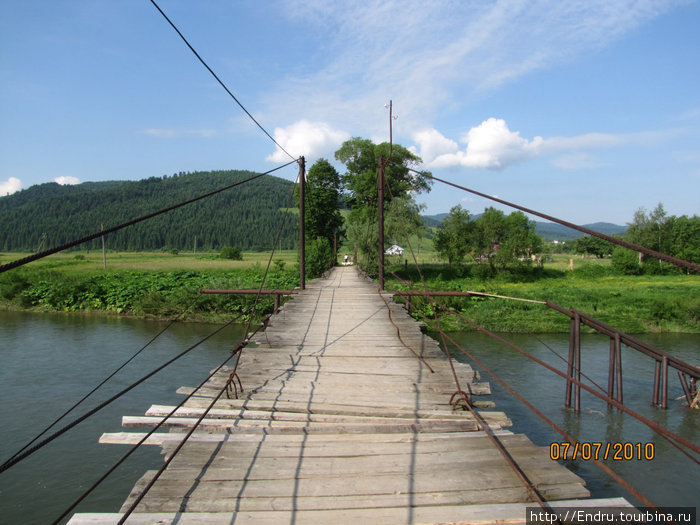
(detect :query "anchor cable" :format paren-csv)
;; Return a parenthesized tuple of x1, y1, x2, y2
(149, 0, 296, 162)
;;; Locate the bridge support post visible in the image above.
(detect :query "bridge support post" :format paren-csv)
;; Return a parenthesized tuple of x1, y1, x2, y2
(298, 156, 306, 291)
(608, 333, 623, 408)
(378, 155, 385, 291)
(565, 313, 581, 410)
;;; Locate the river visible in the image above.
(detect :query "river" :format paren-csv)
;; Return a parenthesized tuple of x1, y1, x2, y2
(0, 311, 697, 523)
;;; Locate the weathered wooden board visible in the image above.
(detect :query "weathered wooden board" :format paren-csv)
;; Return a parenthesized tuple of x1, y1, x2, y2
(70, 266, 620, 525)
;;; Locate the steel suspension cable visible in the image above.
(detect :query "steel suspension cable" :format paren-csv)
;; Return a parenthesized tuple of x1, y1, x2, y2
(116, 316, 272, 523)
(0, 312, 245, 474)
(429, 300, 700, 458)
(0, 161, 297, 274)
(149, 0, 296, 162)
(53, 334, 249, 525)
(399, 164, 700, 274)
(3, 304, 192, 466)
(413, 308, 660, 509)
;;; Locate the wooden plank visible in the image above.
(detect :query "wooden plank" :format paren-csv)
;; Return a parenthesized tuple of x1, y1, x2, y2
(68, 498, 633, 525)
(79, 266, 619, 523)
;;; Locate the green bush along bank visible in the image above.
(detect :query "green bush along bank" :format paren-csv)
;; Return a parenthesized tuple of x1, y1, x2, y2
(387, 264, 700, 333)
(0, 264, 300, 323)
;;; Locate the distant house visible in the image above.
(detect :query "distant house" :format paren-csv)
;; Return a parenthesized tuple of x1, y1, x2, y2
(385, 244, 404, 255)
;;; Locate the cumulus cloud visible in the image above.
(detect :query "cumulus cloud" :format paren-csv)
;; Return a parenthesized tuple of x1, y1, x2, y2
(266, 120, 350, 163)
(55, 176, 80, 185)
(412, 119, 654, 170)
(414, 119, 544, 169)
(1, 177, 22, 196)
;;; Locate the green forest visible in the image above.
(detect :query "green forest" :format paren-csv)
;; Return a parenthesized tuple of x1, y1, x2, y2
(0, 170, 299, 252)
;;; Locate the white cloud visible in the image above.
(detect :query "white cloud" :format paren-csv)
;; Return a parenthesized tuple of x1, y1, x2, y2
(268, 1, 679, 133)
(412, 119, 678, 171)
(415, 119, 543, 169)
(266, 120, 350, 163)
(1, 177, 22, 196)
(55, 176, 80, 185)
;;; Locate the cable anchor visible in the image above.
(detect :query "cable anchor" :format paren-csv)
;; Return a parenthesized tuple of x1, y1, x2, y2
(449, 390, 471, 411)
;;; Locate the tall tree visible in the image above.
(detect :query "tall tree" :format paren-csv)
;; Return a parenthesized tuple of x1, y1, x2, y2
(334, 137, 431, 272)
(434, 205, 473, 265)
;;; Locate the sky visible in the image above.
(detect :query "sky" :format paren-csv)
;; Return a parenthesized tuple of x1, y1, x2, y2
(1, 0, 699, 225)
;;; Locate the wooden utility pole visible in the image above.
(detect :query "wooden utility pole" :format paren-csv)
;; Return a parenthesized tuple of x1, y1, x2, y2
(298, 156, 306, 290)
(378, 155, 385, 290)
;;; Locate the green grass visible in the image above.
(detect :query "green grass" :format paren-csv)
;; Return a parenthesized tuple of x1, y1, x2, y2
(2, 251, 698, 333)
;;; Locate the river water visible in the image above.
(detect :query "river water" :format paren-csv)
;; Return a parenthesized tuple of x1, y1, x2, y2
(0, 311, 697, 523)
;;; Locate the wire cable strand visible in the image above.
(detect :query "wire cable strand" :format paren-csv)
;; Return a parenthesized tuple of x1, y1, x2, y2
(0, 160, 297, 274)
(399, 163, 700, 274)
(3, 304, 192, 466)
(149, 0, 296, 162)
(0, 311, 245, 474)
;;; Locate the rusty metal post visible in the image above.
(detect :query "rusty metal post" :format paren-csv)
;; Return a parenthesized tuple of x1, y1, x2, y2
(574, 312, 581, 411)
(565, 316, 575, 408)
(653, 360, 661, 406)
(662, 355, 668, 409)
(298, 156, 306, 291)
(274, 293, 280, 313)
(615, 333, 623, 405)
(608, 336, 616, 408)
(378, 155, 385, 290)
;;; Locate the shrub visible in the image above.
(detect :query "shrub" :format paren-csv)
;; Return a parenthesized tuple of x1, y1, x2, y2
(220, 246, 242, 260)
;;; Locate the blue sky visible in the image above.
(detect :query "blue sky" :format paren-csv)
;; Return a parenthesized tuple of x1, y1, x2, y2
(1, 0, 699, 225)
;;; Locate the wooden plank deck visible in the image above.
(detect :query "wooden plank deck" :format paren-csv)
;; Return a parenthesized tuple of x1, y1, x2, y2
(70, 265, 630, 524)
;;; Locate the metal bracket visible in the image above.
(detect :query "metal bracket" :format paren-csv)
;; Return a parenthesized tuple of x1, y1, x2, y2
(225, 371, 244, 399)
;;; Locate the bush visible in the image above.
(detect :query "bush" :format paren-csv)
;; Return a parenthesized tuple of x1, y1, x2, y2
(220, 246, 242, 260)
(611, 247, 641, 275)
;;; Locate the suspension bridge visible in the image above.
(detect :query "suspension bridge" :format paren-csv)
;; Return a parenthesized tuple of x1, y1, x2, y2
(1, 3, 698, 522)
(66, 265, 631, 524)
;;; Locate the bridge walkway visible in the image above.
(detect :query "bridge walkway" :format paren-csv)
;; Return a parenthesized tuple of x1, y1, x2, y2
(70, 265, 628, 524)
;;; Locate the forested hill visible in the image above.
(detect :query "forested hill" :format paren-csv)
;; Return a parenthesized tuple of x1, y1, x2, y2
(0, 170, 299, 252)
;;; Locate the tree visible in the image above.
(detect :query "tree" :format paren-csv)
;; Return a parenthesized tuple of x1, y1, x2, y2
(472, 208, 542, 270)
(434, 205, 473, 265)
(303, 159, 344, 245)
(334, 138, 431, 273)
(574, 235, 613, 258)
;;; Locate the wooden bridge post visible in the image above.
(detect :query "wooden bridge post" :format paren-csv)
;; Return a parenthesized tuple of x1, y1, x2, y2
(298, 156, 306, 291)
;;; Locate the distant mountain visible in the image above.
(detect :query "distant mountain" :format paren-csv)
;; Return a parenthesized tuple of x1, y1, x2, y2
(422, 213, 626, 240)
(0, 171, 299, 252)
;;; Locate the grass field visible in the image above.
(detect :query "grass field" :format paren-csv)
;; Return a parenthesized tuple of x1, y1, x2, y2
(1, 249, 698, 333)
(0, 250, 301, 273)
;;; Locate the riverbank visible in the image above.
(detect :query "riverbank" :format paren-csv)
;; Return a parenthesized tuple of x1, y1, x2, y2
(1, 252, 698, 332)
(386, 264, 700, 333)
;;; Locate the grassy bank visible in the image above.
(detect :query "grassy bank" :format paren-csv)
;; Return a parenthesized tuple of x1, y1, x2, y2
(386, 261, 700, 333)
(0, 251, 300, 323)
(1, 251, 698, 332)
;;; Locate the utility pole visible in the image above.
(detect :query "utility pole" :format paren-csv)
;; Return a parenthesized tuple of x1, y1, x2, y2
(378, 155, 385, 290)
(298, 156, 306, 290)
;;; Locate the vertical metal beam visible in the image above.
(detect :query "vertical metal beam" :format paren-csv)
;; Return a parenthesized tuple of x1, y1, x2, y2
(378, 155, 385, 291)
(574, 312, 581, 412)
(608, 337, 616, 408)
(653, 360, 661, 406)
(565, 316, 575, 408)
(662, 355, 668, 409)
(298, 156, 306, 291)
(615, 333, 623, 405)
